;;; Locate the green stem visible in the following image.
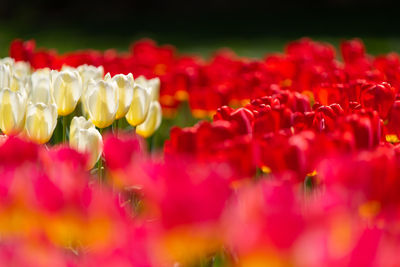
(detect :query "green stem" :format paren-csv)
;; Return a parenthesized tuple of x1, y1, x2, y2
(97, 127, 104, 183)
(113, 119, 119, 137)
(62, 116, 67, 143)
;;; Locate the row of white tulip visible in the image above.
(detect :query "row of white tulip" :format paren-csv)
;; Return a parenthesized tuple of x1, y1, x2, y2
(0, 57, 162, 168)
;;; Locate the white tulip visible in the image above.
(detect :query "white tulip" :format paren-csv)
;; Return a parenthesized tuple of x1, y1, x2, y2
(52, 70, 82, 115)
(125, 84, 151, 126)
(0, 64, 11, 89)
(136, 101, 162, 138)
(134, 75, 160, 101)
(105, 73, 134, 119)
(0, 88, 27, 135)
(70, 116, 103, 169)
(85, 79, 118, 128)
(25, 101, 58, 144)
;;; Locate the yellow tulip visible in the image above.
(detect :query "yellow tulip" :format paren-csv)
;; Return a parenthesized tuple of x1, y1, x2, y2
(70, 116, 103, 170)
(136, 101, 162, 138)
(125, 84, 151, 126)
(25, 102, 58, 144)
(0, 88, 27, 135)
(85, 79, 118, 128)
(52, 70, 82, 116)
(104, 73, 134, 119)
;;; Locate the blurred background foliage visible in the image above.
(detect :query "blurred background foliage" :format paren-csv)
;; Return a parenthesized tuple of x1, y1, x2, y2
(1, 0, 400, 58)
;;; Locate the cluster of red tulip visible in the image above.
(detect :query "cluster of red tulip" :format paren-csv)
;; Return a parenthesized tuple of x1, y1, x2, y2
(4, 37, 400, 266)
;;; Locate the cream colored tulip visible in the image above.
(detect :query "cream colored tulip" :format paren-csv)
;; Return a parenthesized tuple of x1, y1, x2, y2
(0, 57, 14, 67)
(125, 84, 151, 126)
(136, 101, 162, 138)
(77, 65, 104, 90)
(25, 102, 58, 144)
(29, 77, 53, 105)
(0, 64, 11, 89)
(13, 61, 31, 80)
(85, 79, 118, 128)
(70, 116, 103, 169)
(78, 65, 104, 116)
(134, 76, 160, 101)
(52, 70, 82, 116)
(0, 88, 27, 135)
(106, 73, 134, 119)
(9, 75, 26, 94)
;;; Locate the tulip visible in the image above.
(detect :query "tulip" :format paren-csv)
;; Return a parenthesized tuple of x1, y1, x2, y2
(125, 84, 150, 126)
(25, 102, 58, 144)
(134, 76, 160, 101)
(9, 75, 25, 93)
(78, 65, 104, 116)
(77, 65, 104, 90)
(0, 64, 11, 89)
(52, 70, 82, 116)
(0, 57, 15, 67)
(85, 79, 118, 128)
(70, 116, 103, 169)
(13, 61, 31, 80)
(29, 77, 53, 105)
(0, 88, 27, 135)
(30, 70, 53, 105)
(105, 73, 134, 119)
(136, 101, 162, 138)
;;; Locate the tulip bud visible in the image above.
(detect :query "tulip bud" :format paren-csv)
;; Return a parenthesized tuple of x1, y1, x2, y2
(29, 77, 53, 105)
(78, 65, 104, 116)
(136, 101, 162, 138)
(13, 61, 31, 81)
(135, 75, 160, 101)
(77, 64, 104, 91)
(106, 73, 134, 119)
(0, 57, 15, 67)
(125, 84, 151, 126)
(0, 64, 11, 89)
(52, 70, 82, 116)
(70, 116, 103, 169)
(0, 88, 27, 135)
(25, 102, 58, 144)
(85, 79, 118, 128)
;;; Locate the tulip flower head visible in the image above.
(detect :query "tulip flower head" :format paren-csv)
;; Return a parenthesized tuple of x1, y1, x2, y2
(52, 69, 82, 116)
(25, 101, 58, 144)
(134, 75, 160, 101)
(136, 100, 162, 138)
(13, 61, 31, 80)
(77, 64, 104, 91)
(85, 79, 118, 128)
(125, 84, 151, 126)
(0, 88, 27, 135)
(70, 116, 103, 169)
(105, 72, 134, 119)
(0, 64, 11, 89)
(30, 71, 54, 105)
